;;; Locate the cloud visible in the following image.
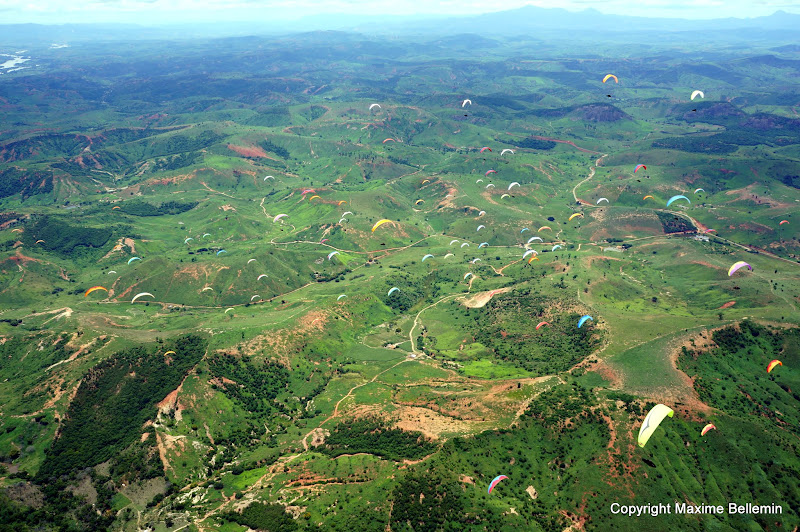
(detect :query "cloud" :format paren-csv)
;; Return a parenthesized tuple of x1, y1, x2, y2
(0, 0, 796, 24)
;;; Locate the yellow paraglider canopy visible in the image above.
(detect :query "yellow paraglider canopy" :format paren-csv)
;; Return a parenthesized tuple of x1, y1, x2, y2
(638, 404, 674, 448)
(84, 286, 108, 297)
(767, 360, 782, 373)
(371, 219, 393, 232)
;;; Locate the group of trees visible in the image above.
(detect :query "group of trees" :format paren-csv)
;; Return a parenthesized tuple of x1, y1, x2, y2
(222, 502, 297, 531)
(321, 417, 435, 461)
(469, 291, 603, 375)
(208, 354, 290, 417)
(37, 335, 206, 480)
(24, 215, 112, 258)
(0, 168, 54, 199)
(655, 212, 694, 234)
(118, 200, 198, 216)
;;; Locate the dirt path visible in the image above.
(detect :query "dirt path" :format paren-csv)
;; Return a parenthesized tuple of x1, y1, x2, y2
(200, 181, 235, 199)
(408, 293, 464, 353)
(572, 153, 608, 203)
(321, 357, 409, 425)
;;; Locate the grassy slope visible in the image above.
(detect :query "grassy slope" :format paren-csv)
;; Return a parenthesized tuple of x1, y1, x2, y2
(0, 32, 799, 531)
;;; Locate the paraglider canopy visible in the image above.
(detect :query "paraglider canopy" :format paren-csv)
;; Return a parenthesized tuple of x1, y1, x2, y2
(84, 286, 108, 297)
(638, 404, 674, 448)
(666, 195, 690, 207)
(369, 103, 381, 110)
(643, 195, 654, 200)
(728, 261, 752, 277)
(634, 164, 646, 173)
(387, 287, 400, 296)
(422, 254, 434, 262)
(508, 182, 520, 190)
(500, 149, 514, 156)
(568, 213, 583, 221)
(372, 219, 393, 232)
(480, 147, 492, 153)
(273, 214, 288, 223)
(691, 90, 704, 101)
(577, 315, 593, 328)
(131, 292, 155, 303)
(462, 99, 472, 107)
(602, 74, 618, 83)
(536, 321, 549, 330)
(767, 360, 782, 373)
(596, 198, 609, 204)
(488, 475, 508, 494)
(701, 423, 716, 436)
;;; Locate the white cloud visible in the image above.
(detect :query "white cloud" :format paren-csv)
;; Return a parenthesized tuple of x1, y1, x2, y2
(0, 0, 797, 24)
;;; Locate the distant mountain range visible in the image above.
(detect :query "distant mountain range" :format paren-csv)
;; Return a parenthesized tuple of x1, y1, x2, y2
(1, 7, 800, 45)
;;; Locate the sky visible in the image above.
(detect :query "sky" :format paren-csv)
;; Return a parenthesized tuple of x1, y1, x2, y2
(1, 0, 798, 25)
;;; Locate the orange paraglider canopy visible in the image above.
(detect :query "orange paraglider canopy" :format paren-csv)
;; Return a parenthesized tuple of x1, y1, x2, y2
(84, 286, 108, 297)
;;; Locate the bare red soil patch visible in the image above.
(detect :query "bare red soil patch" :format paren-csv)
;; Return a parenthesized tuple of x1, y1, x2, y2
(227, 144, 268, 158)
